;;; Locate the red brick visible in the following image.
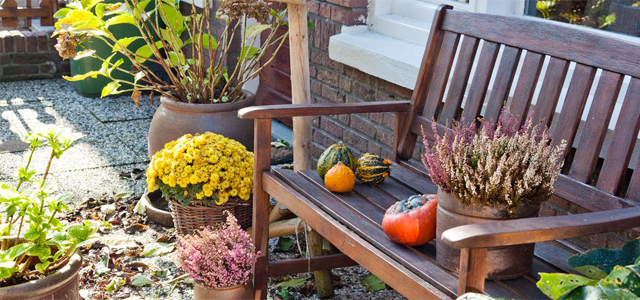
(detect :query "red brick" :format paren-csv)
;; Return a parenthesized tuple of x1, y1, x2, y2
(321, 84, 345, 103)
(13, 53, 49, 65)
(3, 33, 14, 53)
(338, 75, 352, 92)
(3, 65, 38, 75)
(311, 79, 322, 95)
(382, 112, 396, 130)
(11, 30, 25, 53)
(337, 114, 350, 125)
(350, 114, 376, 138)
(308, 1, 320, 15)
(343, 130, 368, 153)
(317, 2, 331, 20)
(22, 30, 38, 52)
(331, 7, 367, 25)
(316, 68, 340, 87)
(346, 66, 371, 85)
(0, 55, 11, 65)
(320, 117, 344, 139)
(326, 0, 368, 8)
(34, 31, 50, 52)
(40, 62, 55, 74)
(352, 81, 376, 101)
(375, 126, 394, 147)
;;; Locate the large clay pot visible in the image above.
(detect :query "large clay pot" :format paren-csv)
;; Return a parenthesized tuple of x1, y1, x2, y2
(436, 189, 539, 280)
(148, 91, 255, 158)
(0, 250, 82, 300)
(194, 282, 254, 300)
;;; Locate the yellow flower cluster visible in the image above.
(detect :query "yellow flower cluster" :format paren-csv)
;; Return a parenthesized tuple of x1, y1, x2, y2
(55, 10, 94, 30)
(147, 132, 254, 205)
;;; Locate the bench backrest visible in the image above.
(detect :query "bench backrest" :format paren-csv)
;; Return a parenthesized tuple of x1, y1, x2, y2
(397, 5, 640, 212)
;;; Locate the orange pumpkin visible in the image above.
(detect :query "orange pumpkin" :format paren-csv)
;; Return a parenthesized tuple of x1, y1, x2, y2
(324, 162, 355, 193)
(382, 194, 437, 246)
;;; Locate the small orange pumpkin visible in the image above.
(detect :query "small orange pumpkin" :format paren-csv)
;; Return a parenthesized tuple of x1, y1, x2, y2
(382, 194, 437, 246)
(324, 162, 355, 193)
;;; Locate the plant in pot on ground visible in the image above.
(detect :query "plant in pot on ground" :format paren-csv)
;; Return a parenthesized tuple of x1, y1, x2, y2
(146, 132, 254, 235)
(0, 128, 98, 298)
(423, 109, 567, 279)
(53, 0, 288, 154)
(175, 211, 258, 300)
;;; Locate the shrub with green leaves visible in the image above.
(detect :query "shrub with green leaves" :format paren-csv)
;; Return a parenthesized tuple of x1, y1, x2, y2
(52, 0, 288, 104)
(0, 128, 98, 286)
(537, 239, 640, 299)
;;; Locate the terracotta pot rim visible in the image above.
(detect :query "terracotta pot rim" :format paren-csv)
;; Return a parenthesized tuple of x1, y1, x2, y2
(436, 188, 540, 219)
(160, 91, 256, 113)
(0, 249, 82, 297)
(141, 190, 174, 227)
(195, 282, 250, 291)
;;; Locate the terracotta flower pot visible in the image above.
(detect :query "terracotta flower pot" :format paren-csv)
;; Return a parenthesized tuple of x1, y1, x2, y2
(140, 190, 174, 227)
(147, 91, 256, 158)
(0, 250, 82, 300)
(194, 282, 254, 300)
(435, 189, 540, 280)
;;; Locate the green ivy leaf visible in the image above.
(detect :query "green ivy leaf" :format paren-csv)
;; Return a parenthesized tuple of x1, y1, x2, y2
(131, 274, 154, 287)
(159, 3, 184, 33)
(63, 70, 105, 81)
(568, 239, 640, 279)
(53, 8, 72, 19)
(35, 261, 51, 273)
(101, 81, 122, 98)
(141, 242, 175, 257)
(113, 37, 141, 52)
(239, 46, 260, 61)
(274, 276, 308, 289)
(68, 224, 93, 241)
(106, 14, 136, 26)
(277, 236, 293, 251)
(362, 274, 386, 292)
(537, 273, 596, 299)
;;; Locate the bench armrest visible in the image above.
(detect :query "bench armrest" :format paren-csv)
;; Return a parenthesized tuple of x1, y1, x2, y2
(238, 101, 411, 119)
(442, 206, 640, 249)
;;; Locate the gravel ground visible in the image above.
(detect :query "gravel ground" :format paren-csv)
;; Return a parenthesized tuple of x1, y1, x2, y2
(0, 79, 406, 299)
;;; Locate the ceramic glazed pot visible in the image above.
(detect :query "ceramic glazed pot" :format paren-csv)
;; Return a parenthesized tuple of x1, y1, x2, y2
(0, 250, 82, 300)
(147, 91, 256, 158)
(435, 189, 540, 280)
(194, 282, 254, 300)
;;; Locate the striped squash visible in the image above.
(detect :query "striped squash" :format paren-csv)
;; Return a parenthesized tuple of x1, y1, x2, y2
(356, 153, 392, 184)
(317, 142, 357, 179)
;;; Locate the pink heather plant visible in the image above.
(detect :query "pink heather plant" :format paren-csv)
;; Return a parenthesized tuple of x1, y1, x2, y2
(175, 212, 258, 288)
(422, 109, 566, 215)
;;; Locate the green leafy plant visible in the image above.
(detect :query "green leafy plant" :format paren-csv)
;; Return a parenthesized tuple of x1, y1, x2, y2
(536, 0, 616, 29)
(53, 0, 288, 104)
(536, 239, 640, 299)
(0, 128, 98, 286)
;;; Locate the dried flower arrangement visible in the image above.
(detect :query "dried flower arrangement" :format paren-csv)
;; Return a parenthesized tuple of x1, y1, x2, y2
(422, 110, 567, 214)
(146, 132, 254, 206)
(174, 212, 258, 289)
(52, 0, 287, 104)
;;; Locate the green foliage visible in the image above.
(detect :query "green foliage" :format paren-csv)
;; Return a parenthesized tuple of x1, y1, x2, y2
(536, 0, 616, 29)
(536, 238, 640, 299)
(362, 274, 386, 292)
(0, 128, 98, 284)
(54, 0, 289, 104)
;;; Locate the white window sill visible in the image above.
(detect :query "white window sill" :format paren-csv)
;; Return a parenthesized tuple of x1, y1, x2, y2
(328, 26, 425, 90)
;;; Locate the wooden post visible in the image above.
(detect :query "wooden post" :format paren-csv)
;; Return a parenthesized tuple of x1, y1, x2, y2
(287, 1, 334, 298)
(288, 2, 312, 172)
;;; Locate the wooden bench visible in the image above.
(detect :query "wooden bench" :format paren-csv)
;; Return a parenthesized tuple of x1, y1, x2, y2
(239, 5, 640, 299)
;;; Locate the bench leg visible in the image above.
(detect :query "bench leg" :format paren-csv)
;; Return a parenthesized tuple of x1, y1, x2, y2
(253, 119, 272, 300)
(457, 247, 487, 295)
(307, 229, 334, 298)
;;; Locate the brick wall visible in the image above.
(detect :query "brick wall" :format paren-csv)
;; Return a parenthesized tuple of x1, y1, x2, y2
(307, 0, 416, 165)
(0, 29, 69, 81)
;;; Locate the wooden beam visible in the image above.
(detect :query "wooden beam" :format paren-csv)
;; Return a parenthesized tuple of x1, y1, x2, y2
(268, 254, 357, 277)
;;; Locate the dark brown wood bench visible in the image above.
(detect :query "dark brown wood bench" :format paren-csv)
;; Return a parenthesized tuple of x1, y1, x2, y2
(239, 5, 640, 299)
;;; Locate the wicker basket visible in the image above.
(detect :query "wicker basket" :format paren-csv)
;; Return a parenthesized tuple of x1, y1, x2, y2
(168, 198, 252, 235)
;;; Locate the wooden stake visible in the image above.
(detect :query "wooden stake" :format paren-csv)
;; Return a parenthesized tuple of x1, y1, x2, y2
(269, 203, 294, 223)
(307, 227, 335, 298)
(247, 217, 304, 238)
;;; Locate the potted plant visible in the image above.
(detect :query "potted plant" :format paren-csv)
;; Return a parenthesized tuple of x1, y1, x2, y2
(146, 132, 254, 235)
(175, 211, 258, 300)
(52, 0, 288, 154)
(53, 0, 151, 97)
(422, 110, 567, 279)
(0, 128, 98, 298)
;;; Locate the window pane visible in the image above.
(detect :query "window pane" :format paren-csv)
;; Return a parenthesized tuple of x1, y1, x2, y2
(529, 0, 640, 37)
